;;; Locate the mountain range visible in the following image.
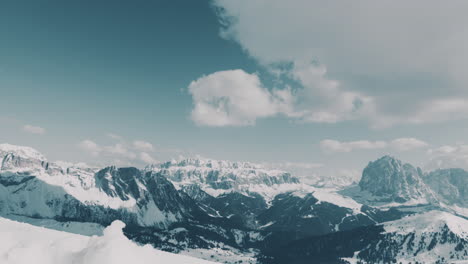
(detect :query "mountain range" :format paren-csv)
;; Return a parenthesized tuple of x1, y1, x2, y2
(0, 143, 466, 264)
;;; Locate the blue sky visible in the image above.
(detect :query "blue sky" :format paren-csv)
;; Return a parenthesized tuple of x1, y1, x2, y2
(2, 0, 468, 177)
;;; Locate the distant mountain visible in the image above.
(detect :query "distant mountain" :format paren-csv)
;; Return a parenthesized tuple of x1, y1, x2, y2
(0, 144, 226, 229)
(1, 144, 467, 264)
(147, 158, 301, 201)
(424, 168, 468, 207)
(358, 155, 434, 204)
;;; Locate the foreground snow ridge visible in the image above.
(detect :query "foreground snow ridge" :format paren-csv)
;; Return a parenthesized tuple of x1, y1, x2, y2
(0, 217, 217, 264)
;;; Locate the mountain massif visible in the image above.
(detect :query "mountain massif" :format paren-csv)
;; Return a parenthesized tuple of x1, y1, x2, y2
(0, 144, 466, 263)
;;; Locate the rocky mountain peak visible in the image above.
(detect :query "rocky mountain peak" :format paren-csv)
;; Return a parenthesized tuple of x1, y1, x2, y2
(359, 156, 429, 202)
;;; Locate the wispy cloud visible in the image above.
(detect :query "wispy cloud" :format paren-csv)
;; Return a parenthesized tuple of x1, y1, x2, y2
(78, 140, 101, 156)
(425, 144, 468, 170)
(106, 133, 123, 140)
(320, 138, 429, 153)
(139, 152, 157, 164)
(78, 137, 160, 165)
(133, 140, 154, 152)
(320, 139, 387, 153)
(22, 125, 46, 135)
(390, 138, 429, 151)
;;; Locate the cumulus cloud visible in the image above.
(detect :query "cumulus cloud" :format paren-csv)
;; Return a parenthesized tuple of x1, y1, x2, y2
(212, 0, 468, 126)
(78, 140, 136, 160)
(425, 144, 468, 170)
(188, 69, 294, 126)
(78, 140, 101, 156)
(320, 138, 429, 153)
(187, 66, 375, 126)
(320, 139, 387, 153)
(290, 62, 375, 123)
(78, 138, 161, 165)
(139, 152, 157, 164)
(133, 140, 154, 152)
(104, 143, 136, 159)
(390, 138, 429, 151)
(22, 125, 46, 135)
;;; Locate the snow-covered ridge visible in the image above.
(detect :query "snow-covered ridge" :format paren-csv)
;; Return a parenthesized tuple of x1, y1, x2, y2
(147, 158, 301, 202)
(150, 158, 289, 177)
(384, 210, 468, 239)
(0, 144, 136, 210)
(0, 144, 195, 228)
(345, 210, 468, 264)
(0, 217, 217, 264)
(0, 143, 46, 161)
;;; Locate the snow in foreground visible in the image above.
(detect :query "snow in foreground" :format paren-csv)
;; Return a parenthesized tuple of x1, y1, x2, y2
(0, 217, 217, 264)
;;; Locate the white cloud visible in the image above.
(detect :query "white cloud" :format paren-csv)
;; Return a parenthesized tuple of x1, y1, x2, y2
(107, 133, 122, 140)
(139, 152, 157, 164)
(390, 138, 429, 151)
(213, 0, 468, 126)
(320, 137, 429, 153)
(188, 69, 294, 126)
(78, 137, 164, 165)
(104, 144, 136, 159)
(78, 140, 101, 156)
(133, 140, 154, 152)
(290, 62, 375, 123)
(425, 144, 468, 170)
(78, 140, 137, 160)
(22, 125, 46, 135)
(320, 139, 387, 153)
(187, 66, 376, 126)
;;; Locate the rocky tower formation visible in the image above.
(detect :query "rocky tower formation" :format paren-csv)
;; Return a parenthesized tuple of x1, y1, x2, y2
(359, 156, 431, 203)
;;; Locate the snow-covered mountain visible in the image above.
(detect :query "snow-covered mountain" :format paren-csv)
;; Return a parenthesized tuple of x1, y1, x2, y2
(0, 216, 216, 264)
(0, 144, 212, 229)
(1, 143, 467, 264)
(347, 211, 468, 264)
(358, 155, 434, 204)
(147, 158, 302, 201)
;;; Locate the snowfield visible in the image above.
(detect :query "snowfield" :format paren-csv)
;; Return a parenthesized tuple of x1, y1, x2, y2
(0, 217, 217, 264)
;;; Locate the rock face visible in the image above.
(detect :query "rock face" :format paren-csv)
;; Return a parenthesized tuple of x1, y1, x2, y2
(424, 168, 468, 207)
(148, 159, 300, 198)
(359, 156, 431, 203)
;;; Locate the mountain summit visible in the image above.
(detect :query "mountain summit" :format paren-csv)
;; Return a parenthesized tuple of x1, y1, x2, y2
(359, 155, 433, 203)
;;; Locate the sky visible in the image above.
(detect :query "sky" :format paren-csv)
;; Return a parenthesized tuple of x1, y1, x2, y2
(1, 0, 468, 178)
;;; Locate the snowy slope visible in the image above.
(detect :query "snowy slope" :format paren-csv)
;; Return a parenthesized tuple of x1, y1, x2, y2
(345, 211, 468, 264)
(0, 217, 217, 264)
